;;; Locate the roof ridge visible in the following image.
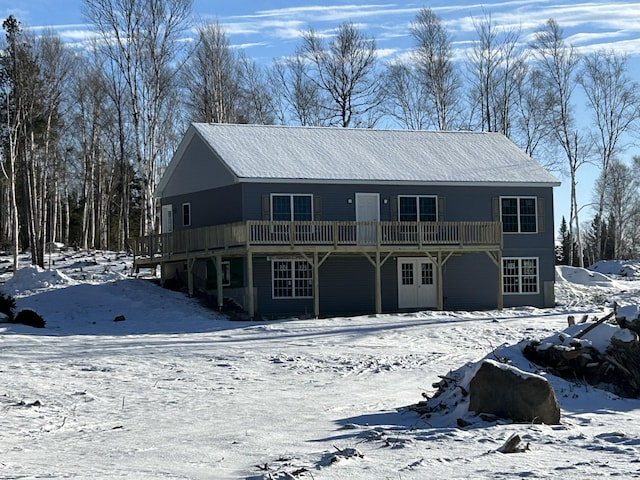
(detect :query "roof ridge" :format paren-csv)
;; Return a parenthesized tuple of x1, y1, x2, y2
(194, 122, 494, 135)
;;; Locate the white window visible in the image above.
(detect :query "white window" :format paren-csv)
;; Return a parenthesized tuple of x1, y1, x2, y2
(272, 259, 313, 298)
(271, 194, 313, 221)
(182, 203, 191, 227)
(500, 197, 537, 233)
(503, 257, 539, 294)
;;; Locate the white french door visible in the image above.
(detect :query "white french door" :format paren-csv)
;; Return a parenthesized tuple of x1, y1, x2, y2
(397, 257, 437, 309)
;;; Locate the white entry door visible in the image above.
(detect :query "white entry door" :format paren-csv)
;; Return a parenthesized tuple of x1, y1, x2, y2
(161, 204, 174, 233)
(355, 193, 379, 245)
(397, 257, 437, 309)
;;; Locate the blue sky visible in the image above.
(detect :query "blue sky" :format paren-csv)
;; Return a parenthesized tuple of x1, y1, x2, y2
(4, 0, 640, 231)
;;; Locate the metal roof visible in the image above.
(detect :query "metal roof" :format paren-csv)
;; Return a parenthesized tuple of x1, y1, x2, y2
(181, 123, 560, 186)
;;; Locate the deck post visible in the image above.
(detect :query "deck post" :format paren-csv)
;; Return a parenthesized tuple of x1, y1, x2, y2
(313, 251, 320, 318)
(437, 251, 444, 311)
(187, 257, 195, 297)
(246, 251, 255, 319)
(496, 250, 503, 310)
(216, 254, 224, 310)
(375, 250, 382, 314)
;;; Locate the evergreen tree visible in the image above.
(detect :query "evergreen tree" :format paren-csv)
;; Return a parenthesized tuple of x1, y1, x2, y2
(557, 216, 571, 265)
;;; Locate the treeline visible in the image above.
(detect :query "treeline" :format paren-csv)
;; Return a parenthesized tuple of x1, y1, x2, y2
(1, 0, 639, 269)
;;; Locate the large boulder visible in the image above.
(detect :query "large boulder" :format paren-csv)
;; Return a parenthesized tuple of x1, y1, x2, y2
(469, 359, 560, 425)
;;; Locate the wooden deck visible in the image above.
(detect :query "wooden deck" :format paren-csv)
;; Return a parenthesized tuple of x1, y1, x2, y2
(131, 220, 504, 318)
(131, 220, 503, 262)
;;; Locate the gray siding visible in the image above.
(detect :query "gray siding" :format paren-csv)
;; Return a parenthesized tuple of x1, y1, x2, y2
(161, 179, 556, 314)
(162, 134, 237, 197)
(252, 255, 398, 318)
(162, 183, 243, 230)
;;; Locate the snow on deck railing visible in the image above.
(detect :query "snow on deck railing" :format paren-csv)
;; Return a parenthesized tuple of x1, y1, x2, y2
(131, 220, 502, 259)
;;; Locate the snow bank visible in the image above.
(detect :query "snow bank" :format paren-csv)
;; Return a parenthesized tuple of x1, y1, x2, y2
(0, 265, 77, 295)
(556, 265, 617, 287)
(590, 259, 640, 278)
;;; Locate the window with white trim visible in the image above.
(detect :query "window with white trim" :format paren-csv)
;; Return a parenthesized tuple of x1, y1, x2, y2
(182, 203, 191, 227)
(399, 195, 437, 221)
(500, 197, 537, 233)
(271, 194, 313, 221)
(272, 259, 313, 298)
(503, 257, 539, 294)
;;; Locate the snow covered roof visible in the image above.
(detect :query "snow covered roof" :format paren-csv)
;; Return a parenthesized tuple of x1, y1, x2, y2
(173, 123, 560, 187)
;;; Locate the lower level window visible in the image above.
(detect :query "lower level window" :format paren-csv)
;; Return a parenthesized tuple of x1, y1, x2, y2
(272, 260, 313, 298)
(503, 257, 538, 294)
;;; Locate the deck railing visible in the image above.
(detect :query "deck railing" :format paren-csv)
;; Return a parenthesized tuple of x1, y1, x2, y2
(131, 220, 503, 259)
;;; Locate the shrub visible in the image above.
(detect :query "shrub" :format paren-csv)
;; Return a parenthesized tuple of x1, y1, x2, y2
(14, 309, 45, 328)
(0, 292, 16, 322)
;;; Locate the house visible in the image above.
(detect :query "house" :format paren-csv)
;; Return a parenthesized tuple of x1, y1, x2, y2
(132, 123, 561, 318)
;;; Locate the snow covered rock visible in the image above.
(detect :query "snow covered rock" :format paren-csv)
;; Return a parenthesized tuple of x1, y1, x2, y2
(616, 304, 640, 336)
(469, 359, 561, 425)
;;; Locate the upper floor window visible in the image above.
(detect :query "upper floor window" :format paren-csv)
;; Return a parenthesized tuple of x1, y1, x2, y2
(182, 203, 191, 227)
(501, 197, 537, 233)
(271, 194, 313, 221)
(399, 195, 437, 222)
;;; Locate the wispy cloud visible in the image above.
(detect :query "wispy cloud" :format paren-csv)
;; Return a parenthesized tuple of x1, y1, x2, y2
(214, 1, 640, 61)
(8, 1, 640, 61)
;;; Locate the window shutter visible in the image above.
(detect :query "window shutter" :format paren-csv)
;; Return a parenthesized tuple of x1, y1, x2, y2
(262, 194, 270, 220)
(492, 197, 500, 222)
(537, 197, 545, 233)
(437, 197, 446, 221)
(313, 195, 322, 221)
(390, 196, 398, 221)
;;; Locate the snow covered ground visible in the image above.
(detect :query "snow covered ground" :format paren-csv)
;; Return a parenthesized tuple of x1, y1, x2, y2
(2, 250, 640, 479)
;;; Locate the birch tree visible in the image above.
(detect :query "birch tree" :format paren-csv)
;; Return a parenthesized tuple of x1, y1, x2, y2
(467, 13, 526, 135)
(410, 8, 461, 130)
(531, 19, 587, 267)
(0, 18, 70, 267)
(382, 61, 433, 130)
(182, 21, 241, 124)
(83, 0, 193, 237)
(578, 50, 640, 261)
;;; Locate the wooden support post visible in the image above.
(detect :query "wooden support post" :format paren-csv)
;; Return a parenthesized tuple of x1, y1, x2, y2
(187, 257, 195, 297)
(485, 250, 504, 311)
(215, 254, 223, 311)
(313, 251, 320, 318)
(496, 250, 503, 310)
(437, 251, 444, 311)
(246, 251, 254, 319)
(375, 250, 382, 314)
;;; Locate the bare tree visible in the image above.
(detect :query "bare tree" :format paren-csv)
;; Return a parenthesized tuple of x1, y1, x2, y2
(271, 53, 328, 126)
(531, 19, 588, 267)
(578, 50, 640, 261)
(513, 67, 555, 165)
(0, 18, 72, 267)
(182, 21, 241, 124)
(600, 157, 640, 258)
(410, 8, 461, 131)
(237, 54, 276, 125)
(382, 60, 433, 130)
(467, 13, 526, 135)
(300, 22, 382, 128)
(83, 0, 193, 237)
